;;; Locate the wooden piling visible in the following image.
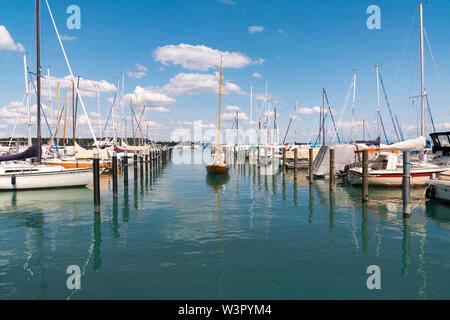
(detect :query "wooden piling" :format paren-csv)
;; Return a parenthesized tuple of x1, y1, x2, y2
(257, 146, 260, 167)
(402, 151, 411, 217)
(93, 153, 100, 213)
(329, 148, 335, 191)
(362, 149, 369, 202)
(123, 151, 128, 189)
(282, 147, 286, 175)
(133, 151, 138, 180)
(309, 148, 313, 185)
(294, 148, 298, 180)
(112, 151, 118, 198)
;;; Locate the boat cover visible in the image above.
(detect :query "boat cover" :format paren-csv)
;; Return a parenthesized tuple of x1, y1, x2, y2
(0, 142, 40, 162)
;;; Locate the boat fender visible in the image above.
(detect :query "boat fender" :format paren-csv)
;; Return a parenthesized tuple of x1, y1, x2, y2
(425, 186, 435, 199)
(11, 175, 16, 186)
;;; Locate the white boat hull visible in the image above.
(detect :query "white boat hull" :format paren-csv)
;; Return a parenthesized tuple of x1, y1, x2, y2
(426, 179, 450, 202)
(0, 167, 93, 190)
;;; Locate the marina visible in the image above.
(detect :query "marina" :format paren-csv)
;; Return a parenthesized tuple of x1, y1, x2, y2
(0, 0, 449, 303)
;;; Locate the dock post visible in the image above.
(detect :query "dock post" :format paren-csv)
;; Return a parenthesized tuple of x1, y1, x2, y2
(134, 151, 138, 181)
(123, 151, 128, 189)
(93, 153, 101, 213)
(362, 149, 369, 202)
(309, 148, 313, 185)
(145, 151, 149, 171)
(329, 148, 335, 191)
(112, 151, 118, 198)
(139, 151, 144, 167)
(402, 151, 411, 217)
(294, 148, 298, 180)
(257, 146, 260, 168)
(282, 147, 286, 175)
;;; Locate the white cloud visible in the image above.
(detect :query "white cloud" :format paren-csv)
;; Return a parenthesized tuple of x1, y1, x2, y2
(60, 34, 76, 41)
(278, 29, 287, 37)
(226, 105, 240, 112)
(37, 75, 116, 98)
(154, 43, 264, 71)
(298, 106, 321, 115)
(127, 63, 148, 79)
(252, 72, 261, 78)
(124, 86, 176, 105)
(248, 26, 264, 34)
(0, 25, 24, 52)
(161, 72, 244, 96)
(147, 106, 171, 113)
(219, 0, 236, 5)
(222, 112, 249, 121)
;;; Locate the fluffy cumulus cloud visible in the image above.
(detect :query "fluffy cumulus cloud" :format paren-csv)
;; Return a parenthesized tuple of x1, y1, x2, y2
(147, 106, 171, 113)
(0, 25, 24, 52)
(248, 26, 264, 34)
(252, 72, 261, 78)
(127, 63, 148, 79)
(123, 86, 175, 106)
(298, 106, 321, 115)
(161, 72, 244, 96)
(221, 111, 249, 121)
(154, 43, 264, 71)
(226, 105, 240, 112)
(37, 75, 116, 99)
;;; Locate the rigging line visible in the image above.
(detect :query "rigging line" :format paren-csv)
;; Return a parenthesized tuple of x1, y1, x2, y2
(380, 114, 389, 144)
(8, 94, 27, 147)
(314, 113, 328, 146)
(425, 94, 436, 133)
(332, 78, 353, 144)
(394, 6, 419, 84)
(378, 70, 401, 141)
(423, 27, 450, 114)
(323, 90, 341, 143)
(100, 92, 117, 138)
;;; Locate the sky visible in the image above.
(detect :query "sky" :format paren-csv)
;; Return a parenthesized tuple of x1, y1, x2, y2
(0, 0, 450, 143)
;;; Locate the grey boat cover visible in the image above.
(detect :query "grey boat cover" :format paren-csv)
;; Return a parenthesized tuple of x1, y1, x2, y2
(313, 143, 369, 176)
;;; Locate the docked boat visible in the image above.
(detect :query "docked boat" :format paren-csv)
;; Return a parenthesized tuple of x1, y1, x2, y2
(426, 171, 450, 203)
(347, 137, 450, 187)
(206, 56, 229, 176)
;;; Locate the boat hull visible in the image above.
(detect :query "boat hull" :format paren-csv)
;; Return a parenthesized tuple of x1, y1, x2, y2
(206, 164, 230, 175)
(347, 168, 448, 187)
(0, 168, 93, 190)
(426, 179, 450, 203)
(42, 160, 112, 170)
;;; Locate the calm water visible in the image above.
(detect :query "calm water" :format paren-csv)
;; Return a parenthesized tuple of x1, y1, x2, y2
(0, 149, 449, 299)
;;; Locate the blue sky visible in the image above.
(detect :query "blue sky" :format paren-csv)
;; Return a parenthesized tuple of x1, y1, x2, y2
(0, 0, 449, 142)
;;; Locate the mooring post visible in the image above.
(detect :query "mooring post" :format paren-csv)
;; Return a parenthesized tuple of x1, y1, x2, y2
(362, 149, 369, 202)
(294, 148, 298, 180)
(123, 151, 128, 189)
(329, 148, 335, 191)
(403, 151, 411, 217)
(282, 147, 286, 175)
(93, 153, 100, 213)
(112, 151, 118, 198)
(145, 150, 149, 171)
(133, 151, 138, 180)
(257, 146, 260, 168)
(309, 148, 314, 185)
(139, 151, 144, 167)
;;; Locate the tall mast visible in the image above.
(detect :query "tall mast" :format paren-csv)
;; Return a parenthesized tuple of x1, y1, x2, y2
(351, 70, 357, 142)
(322, 88, 325, 145)
(47, 68, 53, 128)
(216, 56, 223, 162)
(121, 72, 125, 142)
(419, 2, 425, 136)
(376, 64, 380, 138)
(36, 0, 41, 162)
(249, 82, 252, 144)
(97, 86, 101, 139)
(23, 54, 32, 147)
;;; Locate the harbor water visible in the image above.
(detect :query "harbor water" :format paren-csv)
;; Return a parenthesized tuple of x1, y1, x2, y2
(0, 149, 449, 299)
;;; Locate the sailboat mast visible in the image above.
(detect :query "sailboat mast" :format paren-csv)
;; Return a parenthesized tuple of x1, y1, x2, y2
(351, 70, 357, 142)
(249, 82, 252, 144)
(322, 88, 325, 145)
(216, 56, 223, 162)
(23, 54, 32, 147)
(36, 0, 42, 162)
(97, 86, 101, 139)
(376, 64, 381, 139)
(419, 2, 425, 137)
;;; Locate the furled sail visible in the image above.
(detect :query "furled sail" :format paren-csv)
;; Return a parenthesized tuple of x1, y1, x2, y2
(0, 141, 41, 162)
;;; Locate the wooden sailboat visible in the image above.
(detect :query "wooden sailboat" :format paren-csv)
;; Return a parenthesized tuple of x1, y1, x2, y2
(206, 56, 230, 175)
